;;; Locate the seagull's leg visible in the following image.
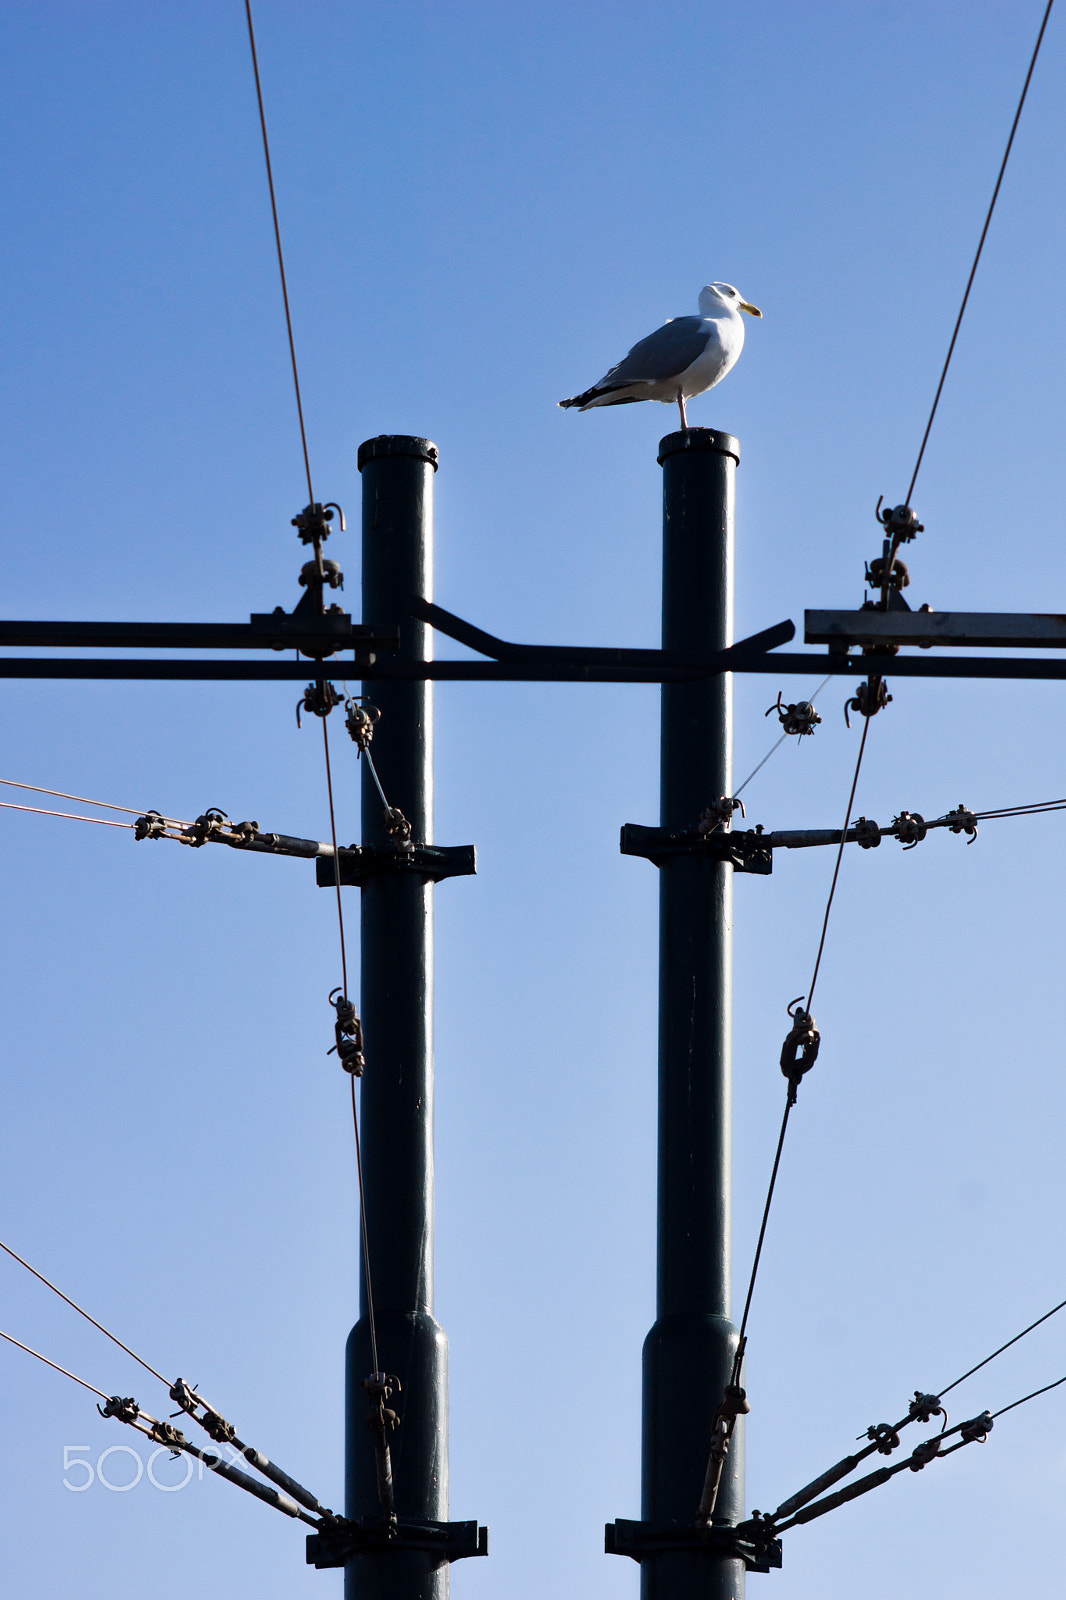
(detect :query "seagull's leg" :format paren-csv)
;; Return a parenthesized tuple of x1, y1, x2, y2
(677, 389, 688, 430)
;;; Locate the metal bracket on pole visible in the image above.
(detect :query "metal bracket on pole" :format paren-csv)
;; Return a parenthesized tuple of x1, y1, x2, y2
(620, 822, 773, 875)
(604, 1520, 781, 1575)
(306, 1517, 488, 1568)
(315, 842, 476, 888)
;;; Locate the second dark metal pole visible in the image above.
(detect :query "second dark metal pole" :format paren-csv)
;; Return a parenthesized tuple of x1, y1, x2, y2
(642, 429, 744, 1600)
(347, 434, 448, 1600)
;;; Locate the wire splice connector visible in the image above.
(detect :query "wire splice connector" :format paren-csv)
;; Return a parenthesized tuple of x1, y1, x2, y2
(766, 693, 822, 737)
(328, 987, 366, 1076)
(779, 999, 820, 1104)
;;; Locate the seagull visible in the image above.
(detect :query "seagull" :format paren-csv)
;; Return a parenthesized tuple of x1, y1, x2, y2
(559, 282, 762, 430)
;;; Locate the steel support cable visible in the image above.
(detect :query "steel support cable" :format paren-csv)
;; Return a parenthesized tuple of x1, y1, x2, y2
(991, 1372, 1066, 1418)
(904, 0, 1054, 508)
(939, 1294, 1066, 1398)
(244, 0, 315, 507)
(0, 1236, 170, 1384)
(0, 777, 187, 822)
(741, 713, 873, 1338)
(806, 715, 871, 1012)
(698, 718, 874, 1525)
(319, 717, 382, 1384)
(0, 800, 135, 829)
(0, 1331, 321, 1527)
(769, 1375, 1066, 1541)
(0, 1326, 109, 1399)
(0, 1236, 331, 1516)
(734, 676, 834, 800)
(771, 1410, 992, 1535)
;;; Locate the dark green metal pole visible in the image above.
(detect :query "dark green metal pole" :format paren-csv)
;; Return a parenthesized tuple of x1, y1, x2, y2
(347, 435, 448, 1600)
(642, 429, 744, 1600)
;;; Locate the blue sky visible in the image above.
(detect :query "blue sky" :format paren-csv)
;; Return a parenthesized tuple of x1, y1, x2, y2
(1, 2, 1064, 1596)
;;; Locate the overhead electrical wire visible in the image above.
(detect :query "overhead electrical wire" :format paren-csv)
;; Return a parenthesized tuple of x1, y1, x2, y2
(904, 0, 1055, 507)
(244, 0, 316, 506)
(0, 1327, 109, 1400)
(0, 777, 185, 821)
(939, 1293, 1066, 1398)
(734, 676, 833, 800)
(0, 1236, 169, 1385)
(736, 715, 873, 1352)
(991, 1372, 1066, 1418)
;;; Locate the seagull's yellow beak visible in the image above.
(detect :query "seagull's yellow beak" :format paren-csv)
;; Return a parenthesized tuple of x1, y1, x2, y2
(739, 300, 763, 318)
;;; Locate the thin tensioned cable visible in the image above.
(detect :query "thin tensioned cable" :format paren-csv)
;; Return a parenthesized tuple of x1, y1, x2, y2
(244, 0, 315, 506)
(320, 719, 349, 997)
(993, 1372, 1066, 1419)
(351, 1077, 381, 1379)
(807, 716, 871, 1011)
(905, 0, 1055, 506)
(736, 1096, 793, 1352)
(735, 676, 834, 800)
(0, 1237, 170, 1386)
(733, 716, 872, 1358)
(940, 1295, 1066, 1398)
(319, 717, 382, 1378)
(0, 1327, 109, 1400)
(0, 801, 134, 829)
(0, 777, 184, 821)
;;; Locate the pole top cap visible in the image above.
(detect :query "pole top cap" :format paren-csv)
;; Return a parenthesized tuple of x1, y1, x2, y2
(358, 436, 439, 473)
(658, 428, 740, 466)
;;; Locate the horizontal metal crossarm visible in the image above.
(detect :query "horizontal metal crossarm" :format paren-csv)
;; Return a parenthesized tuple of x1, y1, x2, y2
(807, 609, 1066, 650)
(7, 647, 1066, 682)
(306, 1517, 488, 1567)
(0, 617, 396, 654)
(413, 596, 795, 667)
(604, 1519, 782, 1574)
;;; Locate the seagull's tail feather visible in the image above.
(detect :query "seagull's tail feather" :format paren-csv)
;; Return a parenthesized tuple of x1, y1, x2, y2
(559, 384, 642, 411)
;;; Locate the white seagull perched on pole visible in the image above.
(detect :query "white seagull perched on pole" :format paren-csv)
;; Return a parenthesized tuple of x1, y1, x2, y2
(559, 282, 762, 430)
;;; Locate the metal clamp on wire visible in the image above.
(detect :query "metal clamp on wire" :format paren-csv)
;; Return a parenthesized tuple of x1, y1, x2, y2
(98, 1394, 140, 1424)
(907, 1435, 943, 1472)
(780, 999, 820, 1104)
(182, 808, 228, 848)
(852, 816, 882, 849)
(292, 502, 345, 546)
(344, 698, 381, 752)
(892, 811, 927, 849)
(766, 692, 821, 737)
(876, 499, 923, 544)
(300, 557, 344, 593)
(845, 676, 892, 727)
(328, 988, 366, 1077)
(134, 810, 167, 841)
(696, 1380, 751, 1526)
(699, 796, 746, 835)
(865, 554, 910, 592)
(227, 819, 260, 846)
(297, 681, 343, 727)
(864, 1422, 901, 1455)
(169, 1378, 236, 1444)
(957, 1410, 993, 1445)
(944, 803, 978, 842)
(383, 807, 414, 846)
(908, 1391, 944, 1425)
(363, 1372, 401, 1522)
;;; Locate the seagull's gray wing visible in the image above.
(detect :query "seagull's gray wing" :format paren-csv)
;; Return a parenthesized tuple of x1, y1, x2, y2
(600, 316, 710, 386)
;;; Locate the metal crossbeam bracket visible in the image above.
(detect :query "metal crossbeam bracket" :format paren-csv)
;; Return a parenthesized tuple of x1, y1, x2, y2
(306, 1517, 488, 1568)
(620, 823, 774, 875)
(806, 609, 1066, 650)
(315, 843, 477, 888)
(604, 1519, 782, 1575)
